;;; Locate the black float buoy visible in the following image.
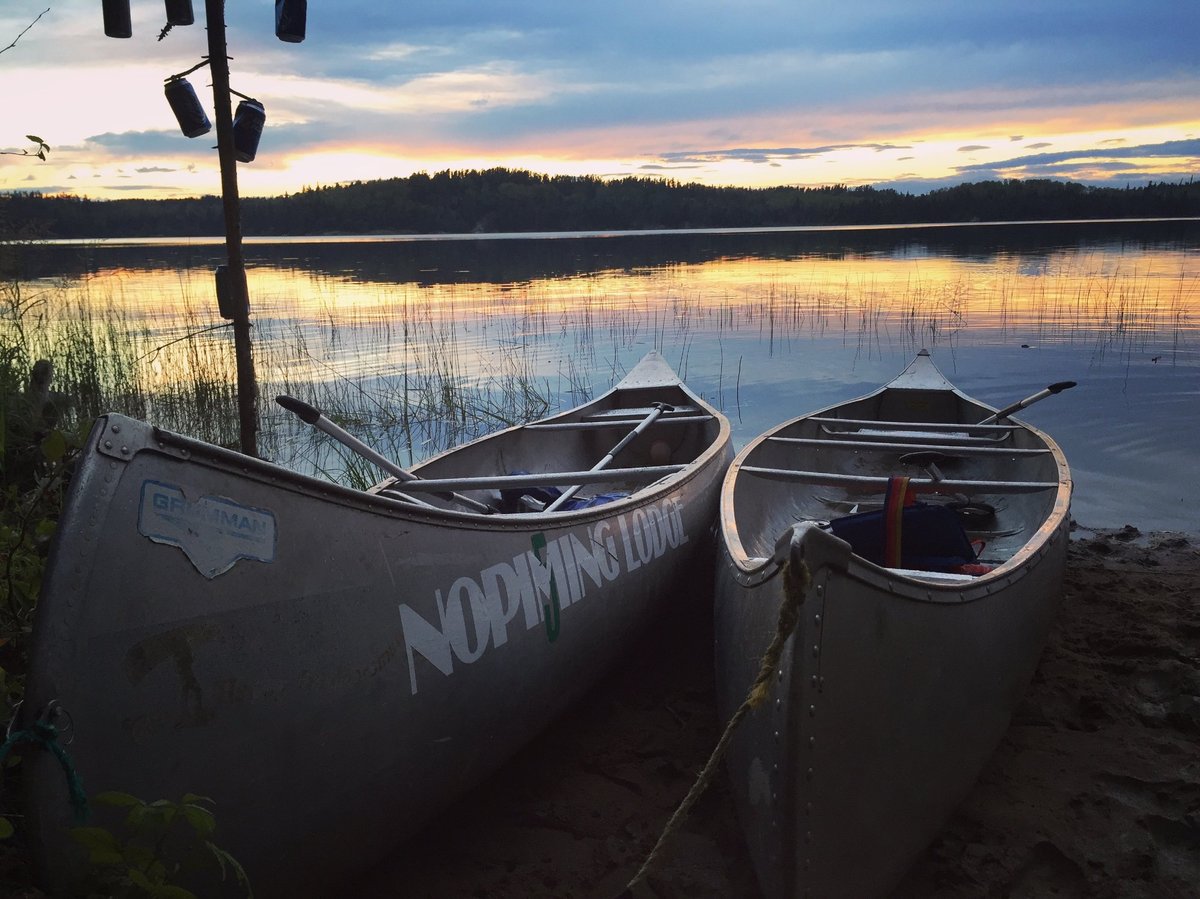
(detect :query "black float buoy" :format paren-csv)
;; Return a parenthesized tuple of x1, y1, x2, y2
(103, 0, 132, 38)
(164, 77, 212, 138)
(164, 0, 195, 27)
(275, 0, 307, 43)
(232, 99, 266, 162)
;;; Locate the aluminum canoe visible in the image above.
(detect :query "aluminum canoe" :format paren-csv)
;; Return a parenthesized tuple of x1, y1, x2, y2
(715, 349, 1072, 899)
(21, 351, 732, 897)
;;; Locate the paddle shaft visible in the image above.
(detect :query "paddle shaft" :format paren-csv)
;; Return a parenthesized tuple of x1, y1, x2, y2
(275, 396, 494, 513)
(543, 402, 672, 513)
(977, 380, 1076, 425)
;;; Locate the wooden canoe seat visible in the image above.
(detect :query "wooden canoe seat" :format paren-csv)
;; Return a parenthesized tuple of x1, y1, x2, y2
(739, 466, 1059, 494)
(769, 436, 1049, 457)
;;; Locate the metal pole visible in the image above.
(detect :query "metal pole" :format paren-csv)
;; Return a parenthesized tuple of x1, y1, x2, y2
(204, 0, 258, 456)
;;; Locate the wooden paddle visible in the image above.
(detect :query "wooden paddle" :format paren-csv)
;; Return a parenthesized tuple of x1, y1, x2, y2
(276, 395, 495, 514)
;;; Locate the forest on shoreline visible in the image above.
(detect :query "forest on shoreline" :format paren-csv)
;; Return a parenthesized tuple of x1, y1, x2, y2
(2, 169, 1199, 239)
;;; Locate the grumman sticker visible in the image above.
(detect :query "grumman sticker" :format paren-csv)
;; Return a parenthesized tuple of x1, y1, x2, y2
(138, 480, 277, 579)
(398, 497, 688, 694)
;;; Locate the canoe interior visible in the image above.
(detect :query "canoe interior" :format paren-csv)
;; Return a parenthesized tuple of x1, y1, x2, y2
(731, 384, 1065, 573)
(393, 379, 723, 510)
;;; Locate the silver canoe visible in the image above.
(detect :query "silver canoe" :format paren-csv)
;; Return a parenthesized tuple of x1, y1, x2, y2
(22, 351, 731, 897)
(715, 350, 1072, 899)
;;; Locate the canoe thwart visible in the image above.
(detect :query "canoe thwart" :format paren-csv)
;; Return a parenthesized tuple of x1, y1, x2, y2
(739, 466, 1059, 494)
(817, 424, 1010, 446)
(394, 464, 687, 494)
(809, 416, 1016, 432)
(525, 414, 713, 431)
(768, 436, 1049, 456)
(582, 404, 703, 420)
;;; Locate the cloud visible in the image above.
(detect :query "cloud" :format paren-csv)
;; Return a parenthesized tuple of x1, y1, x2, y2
(87, 130, 215, 156)
(956, 137, 1200, 173)
(6, 0, 1200, 197)
(657, 143, 912, 166)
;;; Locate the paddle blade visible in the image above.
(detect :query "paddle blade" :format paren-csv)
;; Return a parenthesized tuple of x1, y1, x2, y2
(276, 394, 321, 424)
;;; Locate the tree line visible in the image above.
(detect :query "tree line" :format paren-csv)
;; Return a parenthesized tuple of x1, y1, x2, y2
(3, 169, 1199, 239)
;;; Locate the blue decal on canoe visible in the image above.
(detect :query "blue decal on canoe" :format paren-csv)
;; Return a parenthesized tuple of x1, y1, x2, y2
(138, 480, 277, 579)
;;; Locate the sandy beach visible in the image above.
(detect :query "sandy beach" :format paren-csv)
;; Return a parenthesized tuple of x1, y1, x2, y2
(357, 525, 1199, 899)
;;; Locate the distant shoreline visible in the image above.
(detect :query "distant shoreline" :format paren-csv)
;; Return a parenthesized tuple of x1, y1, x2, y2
(29, 215, 1200, 248)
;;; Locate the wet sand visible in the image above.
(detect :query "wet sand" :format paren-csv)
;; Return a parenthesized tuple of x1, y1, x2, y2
(358, 526, 1199, 898)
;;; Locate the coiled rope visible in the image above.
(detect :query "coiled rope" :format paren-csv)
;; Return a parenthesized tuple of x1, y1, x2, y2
(621, 555, 811, 896)
(0, 703, 89, 824)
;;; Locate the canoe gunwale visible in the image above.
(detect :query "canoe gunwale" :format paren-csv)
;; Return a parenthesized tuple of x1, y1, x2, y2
(720, 349, 1073, 596)
(103, 359, 731, 532)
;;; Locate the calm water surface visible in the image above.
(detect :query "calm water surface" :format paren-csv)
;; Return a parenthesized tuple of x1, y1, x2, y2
(28, 219, 1200, 532)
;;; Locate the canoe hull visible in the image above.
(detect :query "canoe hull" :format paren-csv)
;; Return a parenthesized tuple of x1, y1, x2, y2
(715, 350, 1072, 898)
(716, 520, 1067, 898)
(24, 357, 731, 897)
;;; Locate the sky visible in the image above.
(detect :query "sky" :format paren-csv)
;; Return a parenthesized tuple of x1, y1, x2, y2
(2, 1, 1199, 200)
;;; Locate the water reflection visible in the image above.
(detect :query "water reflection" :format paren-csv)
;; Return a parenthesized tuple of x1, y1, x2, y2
(22, 220, 1200, 532)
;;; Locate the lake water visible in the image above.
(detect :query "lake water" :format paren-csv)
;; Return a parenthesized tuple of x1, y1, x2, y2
(23, 219, 1200, 532)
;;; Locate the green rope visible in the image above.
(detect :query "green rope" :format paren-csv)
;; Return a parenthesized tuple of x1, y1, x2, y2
(620, 556, 811, 897)
(0, 716, 89, 824)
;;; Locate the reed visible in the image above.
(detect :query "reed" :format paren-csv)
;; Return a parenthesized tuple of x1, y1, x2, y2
(4, 247, 1194, 488)
(2, 272, 563, 486)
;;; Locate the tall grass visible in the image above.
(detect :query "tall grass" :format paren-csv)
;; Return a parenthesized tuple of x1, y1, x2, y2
(3, 246, 1195, 487)
(1, 269, 561, 486)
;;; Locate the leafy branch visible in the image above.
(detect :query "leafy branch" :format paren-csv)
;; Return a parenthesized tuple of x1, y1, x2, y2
(0, 135, 50, 161)
(0, 8, 48, 58)
(2, 10, 52, 159)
